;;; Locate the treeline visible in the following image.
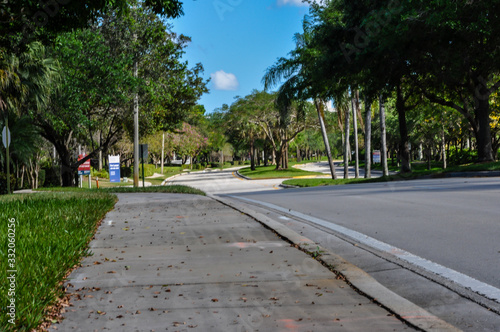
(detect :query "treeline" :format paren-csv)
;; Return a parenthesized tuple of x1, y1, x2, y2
(212, 0, 500, 176)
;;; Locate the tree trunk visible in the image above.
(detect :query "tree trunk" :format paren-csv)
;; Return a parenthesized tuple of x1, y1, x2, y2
(427, 147, 432, 170)
(20, 165, 25, 189)
(396, 84, 411, 173)
(364, 96, 372, 179)
(379, 95, 389, 176)
(474, 96, 494, 162)
(315, 99, 337, 179)
(344, 101, 351, 179)
(352, 92, 359, 178)
(275, 147, 283, 170)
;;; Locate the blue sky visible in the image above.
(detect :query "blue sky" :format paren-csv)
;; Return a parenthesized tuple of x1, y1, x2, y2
(171, 0, 315, 114)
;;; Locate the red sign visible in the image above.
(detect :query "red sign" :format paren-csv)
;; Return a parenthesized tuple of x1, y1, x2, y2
(78, 154, 91, 175)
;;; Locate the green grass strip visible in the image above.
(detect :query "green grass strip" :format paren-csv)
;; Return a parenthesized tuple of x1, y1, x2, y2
(0, 192, 117, 331)
(36, 185, 206, 196)
(283, 161, 500, 187)
(239, 165, 324, 179)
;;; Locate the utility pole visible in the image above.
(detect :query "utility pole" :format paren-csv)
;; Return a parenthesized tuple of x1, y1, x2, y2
(133, 6, 139, 187)
(133, 57, 139, 187)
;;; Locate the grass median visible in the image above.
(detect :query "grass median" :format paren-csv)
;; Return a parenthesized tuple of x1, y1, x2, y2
(283, 161, 500, 187)
(238, 165, 324, 179)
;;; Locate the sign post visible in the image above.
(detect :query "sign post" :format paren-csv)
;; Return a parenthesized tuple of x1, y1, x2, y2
(108, 155, 121, 183)
(140, 144, 148, 188)
(78, 154, 91, 188)
(2, 125, 11, 194)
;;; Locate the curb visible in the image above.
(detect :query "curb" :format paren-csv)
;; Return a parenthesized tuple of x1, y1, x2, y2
(279, 183, 299, 189)
(235, 170, 252, 180)
(429, 171, 500, 179)
(160, 173, 184, 185)
(209, 194, 462, 332)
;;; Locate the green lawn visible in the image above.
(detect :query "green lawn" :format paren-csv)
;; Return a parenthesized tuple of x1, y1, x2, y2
(239, 165, 324, 179)
(0, 192, 117, 331)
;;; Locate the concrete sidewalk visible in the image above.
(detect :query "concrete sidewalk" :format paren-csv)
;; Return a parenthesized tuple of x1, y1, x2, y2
(51, 193, 453, 331)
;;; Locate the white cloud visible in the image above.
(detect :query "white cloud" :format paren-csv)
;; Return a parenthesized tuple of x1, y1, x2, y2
(211, 70, 239, 91)
(277, 0, 322, 7)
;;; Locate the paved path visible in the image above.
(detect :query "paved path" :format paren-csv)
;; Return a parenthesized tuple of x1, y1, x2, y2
(50, 193, 436, 331)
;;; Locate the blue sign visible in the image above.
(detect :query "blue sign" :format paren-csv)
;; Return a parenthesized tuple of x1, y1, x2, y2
(109, 155, 121, 183)
(78, 170, 91, 175)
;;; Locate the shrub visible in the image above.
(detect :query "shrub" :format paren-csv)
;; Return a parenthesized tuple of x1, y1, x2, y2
(0, 173, 16, 195)
(121, 166, 132, 177)
(131, 164, 156, 177)
(91, 167, 109, 179)
(448, 148, 477, 166)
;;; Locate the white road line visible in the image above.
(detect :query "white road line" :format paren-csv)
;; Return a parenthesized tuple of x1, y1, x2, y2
(230, 195, 500, 303)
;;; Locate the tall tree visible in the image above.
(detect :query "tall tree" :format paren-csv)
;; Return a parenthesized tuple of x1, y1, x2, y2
(30, 4, 207, 186)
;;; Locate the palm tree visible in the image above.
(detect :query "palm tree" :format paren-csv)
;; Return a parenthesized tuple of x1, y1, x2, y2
(262, 24, 339, 178)
(1, 49, 24, 193)
(0, 43, 59, 193)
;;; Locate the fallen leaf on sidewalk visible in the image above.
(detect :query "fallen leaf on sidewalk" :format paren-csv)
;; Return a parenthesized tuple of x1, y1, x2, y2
(211, 299, 219, 302)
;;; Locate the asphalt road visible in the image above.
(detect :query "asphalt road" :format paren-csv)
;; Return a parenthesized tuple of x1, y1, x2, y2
(167, 168, 500, 330)
(238, 178, 500, 289)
